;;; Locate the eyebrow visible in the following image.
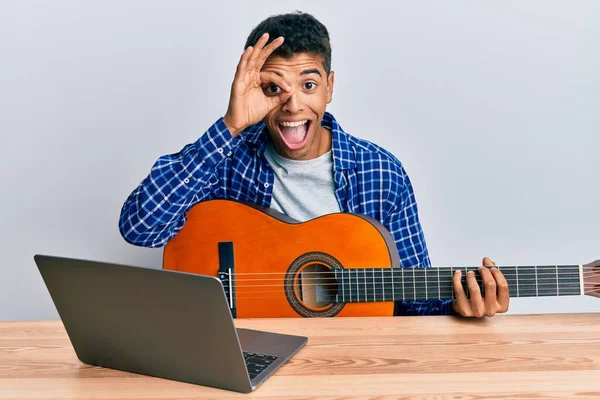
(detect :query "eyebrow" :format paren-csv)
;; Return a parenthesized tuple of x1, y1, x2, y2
(269, 69, 322, 78)
(300, 69, 322, 77)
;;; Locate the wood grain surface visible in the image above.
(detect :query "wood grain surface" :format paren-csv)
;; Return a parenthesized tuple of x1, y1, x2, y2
(1, 313, 600, 399)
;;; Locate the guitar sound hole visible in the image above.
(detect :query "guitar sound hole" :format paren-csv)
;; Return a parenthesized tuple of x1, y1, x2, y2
(295, 264, 338, 309)
(285, 252, 346, 317)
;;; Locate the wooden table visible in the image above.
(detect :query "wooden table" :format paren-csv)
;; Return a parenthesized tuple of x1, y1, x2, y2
(1, 314, 600, 399)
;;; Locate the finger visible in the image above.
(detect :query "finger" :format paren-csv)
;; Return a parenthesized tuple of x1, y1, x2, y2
(247, 33, 271, 71)
(479, 266, 497, 316)
(256, 36, 284, 71)
(466, 270, 485, 317)
(234, 45, 254, 81)
(452, 270, 471, 316)
(267, 93, 292, 111)
(491, 268, 510, 312)
(483, 257, 496, 267)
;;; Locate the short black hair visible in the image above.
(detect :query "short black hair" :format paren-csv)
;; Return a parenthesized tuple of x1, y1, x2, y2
(244, 11, 332, 74)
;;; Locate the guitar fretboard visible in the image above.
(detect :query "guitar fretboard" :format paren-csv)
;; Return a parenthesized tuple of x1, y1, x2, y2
(334, 265, 581, 303)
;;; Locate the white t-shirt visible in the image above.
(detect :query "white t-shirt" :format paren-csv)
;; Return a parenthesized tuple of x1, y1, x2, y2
(263, 140, 342, 222)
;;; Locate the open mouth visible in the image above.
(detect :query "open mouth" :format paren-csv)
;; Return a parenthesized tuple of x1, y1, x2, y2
(277, 120, 311, 151)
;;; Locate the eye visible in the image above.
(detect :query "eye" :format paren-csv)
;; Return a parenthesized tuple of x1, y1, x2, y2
(304, 82, 316, 90)
(264, 84, 281, 95)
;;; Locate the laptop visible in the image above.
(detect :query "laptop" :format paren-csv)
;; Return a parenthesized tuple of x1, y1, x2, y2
(33, 254, 307, 393)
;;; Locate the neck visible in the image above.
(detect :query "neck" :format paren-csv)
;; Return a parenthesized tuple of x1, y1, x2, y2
(334, 264, 582, 303)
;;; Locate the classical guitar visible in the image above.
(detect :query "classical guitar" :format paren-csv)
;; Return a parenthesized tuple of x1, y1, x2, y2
(163, 199, 599, 318)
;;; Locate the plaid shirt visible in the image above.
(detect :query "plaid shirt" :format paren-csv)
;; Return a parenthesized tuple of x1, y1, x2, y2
(119, 112, 454, 315)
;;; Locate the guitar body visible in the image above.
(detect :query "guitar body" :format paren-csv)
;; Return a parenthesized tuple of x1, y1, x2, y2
(163, 199, 399, 318)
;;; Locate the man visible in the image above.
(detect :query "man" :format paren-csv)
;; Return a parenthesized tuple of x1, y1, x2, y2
(119, 11, 509, 317)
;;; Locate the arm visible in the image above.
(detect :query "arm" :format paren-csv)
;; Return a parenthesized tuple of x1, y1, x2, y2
(383, 167, 455, 316)
(119, 33, 291, 248)
(118, 118, 238, 247)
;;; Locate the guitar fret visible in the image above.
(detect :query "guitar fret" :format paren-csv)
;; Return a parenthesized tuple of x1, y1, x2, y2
(437, 267, 440, 300)
(334, 268, 344, 303)
(402, 268, 405, 301)
(382, 269, 385, 300)
(348, 270, 351, 302)
(391, 269, 395, 301)
(342, 269, 345, 303)
(365, 269, 369, 302)
(380, 269, 384, 302)
(350, 269, 354, 302)
(335, 269, 339, 303)
(356, 269, 360, 303)
(367, 269, 371, 302)
(355, 269, 359, 303)
(424, 268, 428, 300)
(516, 267, 520, 297)
(412, 268, 416, 300)
(356, 269, 360, 302)
(363, 269, 367, 303)
(450, 267, 454, 300)
(372, 269, 376, 302)
(535, 265, 538, 297)
(580, 265, 584, 295)
(465, 266, 469, 298)
(555, 265, 559, 296)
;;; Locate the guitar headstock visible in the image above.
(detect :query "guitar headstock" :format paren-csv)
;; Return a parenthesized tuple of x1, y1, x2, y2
(583, 260, 600, 298)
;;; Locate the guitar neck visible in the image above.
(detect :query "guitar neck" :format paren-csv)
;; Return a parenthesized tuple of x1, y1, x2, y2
(334, 265, 582, 303)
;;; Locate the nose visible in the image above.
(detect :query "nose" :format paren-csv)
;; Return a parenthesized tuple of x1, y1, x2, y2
(281, 91, 303, 114)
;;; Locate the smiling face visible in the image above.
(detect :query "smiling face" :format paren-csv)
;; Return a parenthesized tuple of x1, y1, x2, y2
(261, 53, 335, 160)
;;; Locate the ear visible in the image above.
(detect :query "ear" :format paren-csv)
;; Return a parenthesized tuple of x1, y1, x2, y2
(326, 71, 335, 104)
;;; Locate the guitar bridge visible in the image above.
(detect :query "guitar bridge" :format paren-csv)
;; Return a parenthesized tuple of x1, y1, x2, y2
(218, 242, 236, 318)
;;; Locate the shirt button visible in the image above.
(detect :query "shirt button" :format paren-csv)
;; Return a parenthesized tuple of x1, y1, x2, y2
(227, 151, 232, 157)
(183, 178, 190, 184)
(217, 148, 224, 154)
(264, 183, 270, 189)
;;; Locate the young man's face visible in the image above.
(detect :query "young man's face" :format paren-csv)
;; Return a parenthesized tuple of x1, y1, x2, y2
(261, 53, 334, 160)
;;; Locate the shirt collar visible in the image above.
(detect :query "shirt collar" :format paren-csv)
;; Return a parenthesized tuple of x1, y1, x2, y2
(240, 111, 356, 171)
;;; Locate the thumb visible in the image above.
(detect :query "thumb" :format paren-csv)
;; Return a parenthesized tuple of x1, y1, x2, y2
(269, 91, 291, 108)
(482, 256, 496, 267)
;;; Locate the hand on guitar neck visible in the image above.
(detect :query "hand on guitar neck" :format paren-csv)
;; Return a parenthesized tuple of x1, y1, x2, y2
(452, 257, 510, 318)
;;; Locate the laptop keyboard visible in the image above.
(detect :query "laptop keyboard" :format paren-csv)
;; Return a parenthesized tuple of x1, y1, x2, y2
(243, 351, 279, 380)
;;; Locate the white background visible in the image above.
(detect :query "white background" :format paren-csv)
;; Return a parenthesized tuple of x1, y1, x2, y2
(1, 0, 598, 319)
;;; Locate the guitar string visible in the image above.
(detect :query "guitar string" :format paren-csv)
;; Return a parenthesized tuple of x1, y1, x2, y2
(222, 285, 598, 293)
(223, 269, 589, 276)
(225, 286, 591, 295)
(225, 271, 589, 277)
(215, 288, 599, 302)
(224, 287, 589, 297)
(226, 268, 586, 275)
(228, 274, 585, 282)
(225, 283, 600, 293)
(226, 284, 584, 291)
(226, 275, 589, 287)
(225, 273, 591, 278)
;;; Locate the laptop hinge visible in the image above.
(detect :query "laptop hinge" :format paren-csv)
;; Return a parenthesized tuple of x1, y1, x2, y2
(218, 242, 236, 318)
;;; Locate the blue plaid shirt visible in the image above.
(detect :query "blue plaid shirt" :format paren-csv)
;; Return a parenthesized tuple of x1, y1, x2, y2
(119, 112, 454, 315)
